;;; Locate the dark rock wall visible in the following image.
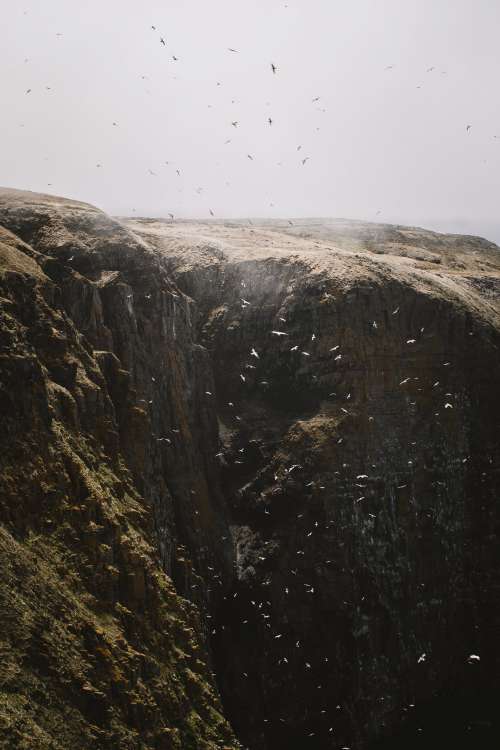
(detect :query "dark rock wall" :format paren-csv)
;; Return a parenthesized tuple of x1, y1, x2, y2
(134, 221, 500, 750)
(0, 190, 499, 750)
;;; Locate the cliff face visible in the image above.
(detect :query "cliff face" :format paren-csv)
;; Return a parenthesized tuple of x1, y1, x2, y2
(0, 189, 237, 750)
(126, 217, 500, 749)
(0, 189, 499, 750)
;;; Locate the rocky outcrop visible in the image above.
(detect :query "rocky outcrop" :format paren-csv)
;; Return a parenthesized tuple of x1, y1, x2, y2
(0, 189, 499, 749)
(127, 217, 500, 749)
(0, 190, 237, 750)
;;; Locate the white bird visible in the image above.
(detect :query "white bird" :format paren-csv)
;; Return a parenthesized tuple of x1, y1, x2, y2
(250, 348, 259, 358)
(290, 345, 298, 351)
(400, 378, 410, 385)
(241, 298, 251, 305)
(468, 654, 480, 662)
(271, 330, 288, 336)
(417, 653, 426, 664)
(372, 321, 378, 329)
(407, 339, 416, 344)
(301, 351, 310, 356)
(444, 402, 453, 409)
(330, 345, 340, 351)
(311, 333, 316, 341)
(392, 307, 400, 315)
(240, 374, 246, 382)
(205, 391, 212, 396)
(335, 354, 342, 361)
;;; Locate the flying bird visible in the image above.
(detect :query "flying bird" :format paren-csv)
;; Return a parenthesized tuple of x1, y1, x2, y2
(209, 209, 215, 216)
(228, 48, 239, 53)
(271, 63, 277, 74)
(466, 124, 472, 132)
(160, 37, 166, 46)
(271, 330, 288, 336)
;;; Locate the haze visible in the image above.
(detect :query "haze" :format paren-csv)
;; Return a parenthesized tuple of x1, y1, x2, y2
(3, 0, 500, 242)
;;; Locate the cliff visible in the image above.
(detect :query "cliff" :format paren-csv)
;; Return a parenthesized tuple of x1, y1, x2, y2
(0, 189, 499, 749)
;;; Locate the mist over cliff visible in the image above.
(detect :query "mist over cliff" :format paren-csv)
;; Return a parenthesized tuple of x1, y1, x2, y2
(0, 187, 498, 749)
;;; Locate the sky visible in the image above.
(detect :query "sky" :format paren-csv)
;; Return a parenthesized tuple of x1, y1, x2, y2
(2, 0, 500, 242)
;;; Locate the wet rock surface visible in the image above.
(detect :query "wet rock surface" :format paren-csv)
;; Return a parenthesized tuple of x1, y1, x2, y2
(0, 188, 499, 749)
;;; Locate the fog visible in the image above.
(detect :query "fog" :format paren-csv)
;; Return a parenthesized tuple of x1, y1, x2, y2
(3, 1, 500, 242)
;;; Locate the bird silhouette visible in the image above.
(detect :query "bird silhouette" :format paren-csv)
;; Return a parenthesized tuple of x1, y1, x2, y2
(271, 63, 277, 74)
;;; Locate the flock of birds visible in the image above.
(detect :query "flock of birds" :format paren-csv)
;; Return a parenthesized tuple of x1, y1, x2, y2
(15, 16, 498, 219)
(14, 12, 494, 748)
(141, 279, 486, 746)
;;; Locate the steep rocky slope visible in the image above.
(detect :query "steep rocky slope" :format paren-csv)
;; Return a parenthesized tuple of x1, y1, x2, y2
(0, 189, 237, 750)
(0, 188, 499, 750)
(126, 216, 500, 749)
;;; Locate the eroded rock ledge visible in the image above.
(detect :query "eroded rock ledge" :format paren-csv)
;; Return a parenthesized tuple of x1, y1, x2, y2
(0, 188, 499, 749)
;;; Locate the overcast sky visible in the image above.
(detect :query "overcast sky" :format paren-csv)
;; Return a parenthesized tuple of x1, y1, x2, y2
(2, 1, 500, 241)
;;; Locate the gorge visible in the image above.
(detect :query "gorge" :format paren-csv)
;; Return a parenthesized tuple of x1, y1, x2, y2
(0, 187, 499, 749)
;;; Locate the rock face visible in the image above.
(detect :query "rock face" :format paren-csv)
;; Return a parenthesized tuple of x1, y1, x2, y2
(0, 189, 237, 750)
(126, 217, 500, 749)
(0, 189, 499, 749)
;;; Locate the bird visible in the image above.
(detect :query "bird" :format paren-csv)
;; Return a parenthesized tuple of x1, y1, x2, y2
(172, 55, 178, 61)
(160, 37, 166, 46)
(268, 117, 273, 126)
(168, 213, 174, 220)
(247, 154, 254, 160)
(466, 124, 472, 132)
(290, 345, 298, 351)
(228, 48, 239, 53)
(406, 339, 416, 344)
(312, 96, 320, 102)
(231, 121, 238, 127)
(271, 63, 277, 74)
(240, 374, 246, 382)
(302, 157, 310, 165)
(209, 209, 215, 216)
(271, 330, 288, 336)
(250, 348, 259, 358)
